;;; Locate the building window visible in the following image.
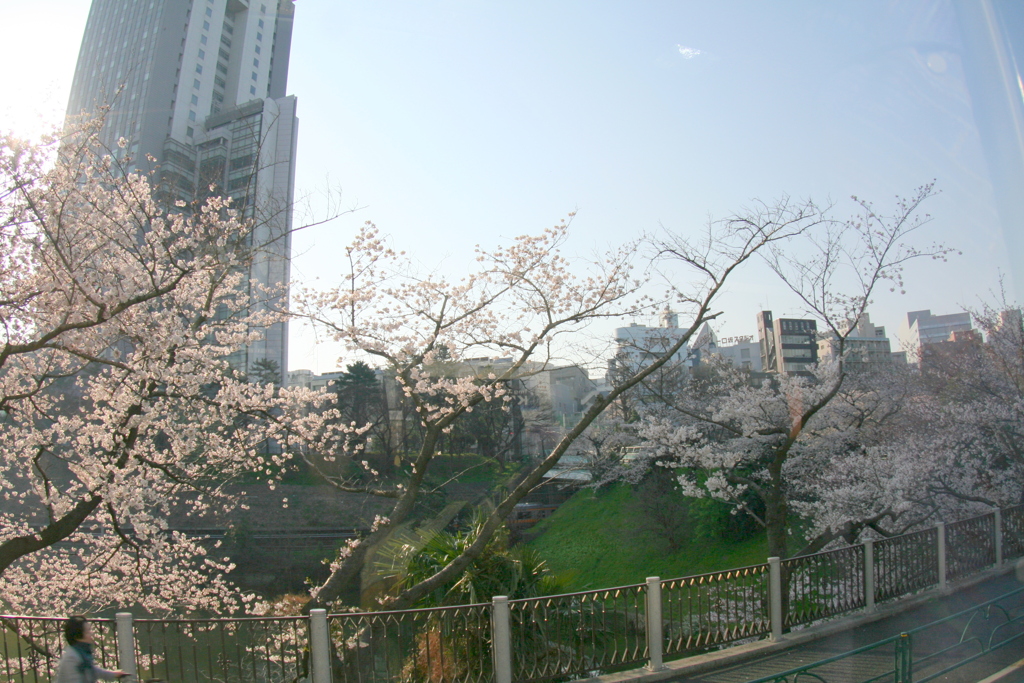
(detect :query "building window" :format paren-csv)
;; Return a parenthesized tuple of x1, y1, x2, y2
(193, 78, 201, 88)
(253, 58, 259, 67)
(256, 32, 263, 41)
(201, 35, 208, 45)
(195, 64, 202, 74)
(198, 49, 205, 59)
(203, 20, 210, 30)
(205, 7, 213, 17)
(186, 126, 194, 137)
(188, 110, 197, 122)
(258, 19, 265, 28)
(250, 85, 257, 96)
(251, 71, 258, 80)
(261, 4, 267, 12)
(255, 45, 261, 54)
(190, 94, 198, 105)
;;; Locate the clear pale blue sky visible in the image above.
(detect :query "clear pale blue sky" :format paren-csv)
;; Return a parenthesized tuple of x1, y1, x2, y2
(1, 1, 1014, 373)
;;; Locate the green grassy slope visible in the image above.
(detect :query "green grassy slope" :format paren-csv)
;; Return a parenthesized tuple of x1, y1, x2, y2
(527, 484, 768, 591)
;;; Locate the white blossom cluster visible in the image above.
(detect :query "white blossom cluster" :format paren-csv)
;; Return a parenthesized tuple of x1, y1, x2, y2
(0, 121, 342, 614)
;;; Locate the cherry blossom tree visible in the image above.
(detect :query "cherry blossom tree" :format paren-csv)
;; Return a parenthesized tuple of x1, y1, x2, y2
(638, 185, 951, 560)
(909, 298, 1024, 512)
(0, 122, 337, 614)
(300, 195, 826, 610)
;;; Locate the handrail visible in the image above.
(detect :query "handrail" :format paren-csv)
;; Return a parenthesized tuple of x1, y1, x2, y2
(905, 585, 1024, 634)
(742, 586, 1024, 683)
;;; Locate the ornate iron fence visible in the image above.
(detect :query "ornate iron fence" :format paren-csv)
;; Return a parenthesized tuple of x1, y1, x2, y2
(5, 504, 1024, 683)
(874, 527, 939, 603)
(661, 563, 771, 656)
(946, 513, 996, 582)
(507, 583, 647, 681)
(0, 616, 116, 683)
(1002, 504, 1024, 560)
(133, 616, 307, 683)
(782, 545, 865, 628)
(327, 603, 492, 683)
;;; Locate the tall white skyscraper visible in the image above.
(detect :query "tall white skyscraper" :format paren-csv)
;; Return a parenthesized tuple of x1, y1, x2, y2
(66, 0, 298, 380)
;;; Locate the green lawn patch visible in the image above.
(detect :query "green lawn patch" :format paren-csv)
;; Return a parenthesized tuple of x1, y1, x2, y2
(528, 484, 768, 591)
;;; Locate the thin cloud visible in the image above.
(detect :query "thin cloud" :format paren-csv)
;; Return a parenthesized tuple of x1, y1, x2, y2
(677, 45, 703, 59)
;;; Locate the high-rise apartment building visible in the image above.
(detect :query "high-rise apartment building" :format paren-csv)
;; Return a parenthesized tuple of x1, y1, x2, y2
(66, 0, 298, 379)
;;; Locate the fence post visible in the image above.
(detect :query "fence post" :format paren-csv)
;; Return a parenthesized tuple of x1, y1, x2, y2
(646, 577, 664, 671)
(864, 540, 875, 614)
(995, 509, 1003, 567)
(768, 557, 783, 641)
(492, 596, 513, 683)
(937, 522, 947, 591)
(309, 609, 332, 683)
(115, 612, 137, 680)
(894, 633, 912, 683)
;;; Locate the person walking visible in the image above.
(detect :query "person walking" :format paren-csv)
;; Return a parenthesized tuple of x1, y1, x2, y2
(56, 616, 127, 683)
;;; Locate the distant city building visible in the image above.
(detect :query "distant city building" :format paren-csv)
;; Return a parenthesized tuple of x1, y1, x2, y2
(606, 307, 691, 383)
(286, 369, 345, 392)
(898, 309, 975, 349)
(817, 313, 894, 369)
(521, 365, 594, 427)
(898, 309, 979, 365)
(690, 323, 762, 372)
(66, 0, 299, 377)
(993, 309, 1023, 339)
(455, 358, 598, 428)
(919, 328, 985, 369)
(756, 311, 818, 374)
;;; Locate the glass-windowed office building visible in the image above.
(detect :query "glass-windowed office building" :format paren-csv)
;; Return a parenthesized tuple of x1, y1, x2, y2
(66, 0, 298, 380)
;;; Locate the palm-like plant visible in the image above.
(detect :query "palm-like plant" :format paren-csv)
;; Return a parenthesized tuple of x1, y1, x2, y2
(397, 509, 573, 607)
(384, 510, 574, 682)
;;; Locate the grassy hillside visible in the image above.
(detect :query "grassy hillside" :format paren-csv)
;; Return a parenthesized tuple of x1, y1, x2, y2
(527, 483, 768, 591)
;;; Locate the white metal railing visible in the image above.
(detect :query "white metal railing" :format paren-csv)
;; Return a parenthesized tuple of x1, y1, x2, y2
(2, 504, 1022, 683)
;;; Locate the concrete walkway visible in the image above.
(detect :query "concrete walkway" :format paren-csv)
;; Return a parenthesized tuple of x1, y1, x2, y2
(669, 570, 1024, 683)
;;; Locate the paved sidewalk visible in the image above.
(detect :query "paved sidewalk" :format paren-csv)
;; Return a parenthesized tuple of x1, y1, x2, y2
(673, 572, 1024, 683)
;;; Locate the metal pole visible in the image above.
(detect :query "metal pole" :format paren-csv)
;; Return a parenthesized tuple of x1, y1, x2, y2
(995, 509, 1004, 567)
(115, 613, 137, 680)
(768, 557, 783, 641)
(645, 577, 664, 671)
(937, 522, 947, 591)
(492, 596, 512, 683)
(864, 540, 875, 614)
(894, 632, 912, 683)
(309, 609, 333, 683)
